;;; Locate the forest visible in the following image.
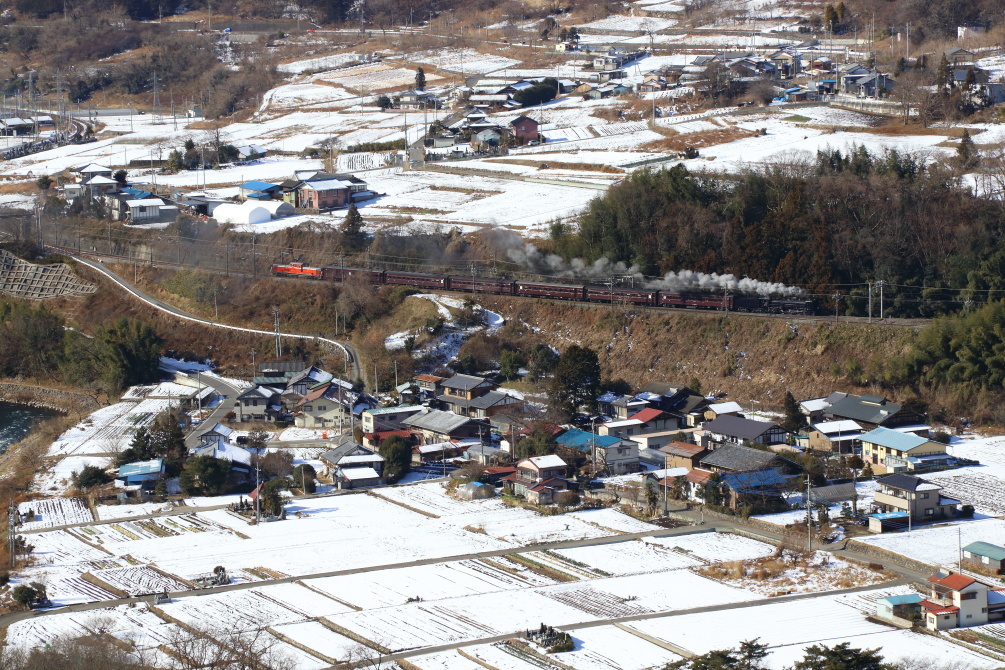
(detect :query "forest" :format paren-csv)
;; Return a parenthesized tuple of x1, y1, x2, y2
(546, 148, 1005, 319)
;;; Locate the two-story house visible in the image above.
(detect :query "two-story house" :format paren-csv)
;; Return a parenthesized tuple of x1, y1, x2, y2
(505, 455, 573, 504)
(236, 386, 281, 422)
(922, 571, 994, 630)
(872, 473, 960, 522)
(823, 394, 923, 431)
(803, 420, 863, 455)
(701, 415, 788, 447)
(860, 427, 949, 473)
(361, 406, 426, 433)
(703, 401, 744, 422)
(627, 408, 675, 432)
(413, 374, 445, 397)
(555, 428, 640, 475)
(402, 409, 487, 444)
(660, 441, 710, 470)
(437, 374, 519, 418)
(294, 381, 375, 430)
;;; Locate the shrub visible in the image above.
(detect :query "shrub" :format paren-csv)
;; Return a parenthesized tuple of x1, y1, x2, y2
(11, 584, 35, 607)
(74, 465, 110, 490)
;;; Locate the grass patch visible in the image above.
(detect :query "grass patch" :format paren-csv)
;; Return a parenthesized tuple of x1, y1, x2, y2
(505, 553, 579, 582)
(639, 126, 758, 153)
(783, 115, 811, 123)
(484, 158, 624, 174)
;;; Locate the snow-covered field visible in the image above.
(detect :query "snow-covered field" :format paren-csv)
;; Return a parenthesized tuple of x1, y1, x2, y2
(856, 518, 1005, 569)
(18, 498, 93, 530)
(278, 53, 360, 74)
(414, 49, 521, 75)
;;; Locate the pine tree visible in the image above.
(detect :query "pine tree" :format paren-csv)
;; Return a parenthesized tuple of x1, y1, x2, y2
(935, 53, 950, 92)
(782, 391, 806, 431)
(340, 203, 366, 250)
(550, 344, 601, 416)
(415, 67, 426, 91)
(956, 129, 978, 170)
(823, 4, 838, 31)
(835, 1, 846, 20)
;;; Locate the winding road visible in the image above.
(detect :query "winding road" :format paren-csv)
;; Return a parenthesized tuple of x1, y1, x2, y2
(64, 253, 364, 387)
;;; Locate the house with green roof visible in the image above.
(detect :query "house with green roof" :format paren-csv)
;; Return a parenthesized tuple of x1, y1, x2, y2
(860, 426, 949, 474)
(964, 542, 1005, 574)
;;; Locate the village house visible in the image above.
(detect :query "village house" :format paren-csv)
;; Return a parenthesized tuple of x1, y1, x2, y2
(436, 374, 518, 418)
(504, 455, 574, 505)
(361, 406, 426, 433)
(70, 163, 113, 183)
(598, 393, 650, 420)
(628, 407, 675, 432)
(799, 392, 848, 422)
(802, 420, 863, 455)
(198, 423, 234, 447)
(944, 47, 976, 66)
(402, 409, 487, 444)
(701, 415, 788, 448)
(822, 394, 922, 431)
(235, 386, 282, 422)
(661, 441, 710, 470)
(116, 458, 164, 490)
(411, 441, 467, 465)
(318, 440, 380, 478)
(698, 444, 799, 477)
(508, 116, 540, 145)
(860, 427, 949, 473)
(555, 428, 640, 475)
(918, 571, 1005, 630)
(238, 180, 282, 201)
(280, 365, 336, 405)
(294, 381, 374, 431)
(413, 374, 446, 398)
(703, 401, 744, 422)
(871, 473, 961, 524)
(191, 440, 253, 480)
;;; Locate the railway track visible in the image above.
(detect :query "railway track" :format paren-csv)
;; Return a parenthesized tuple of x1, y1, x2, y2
(48, 245, 926, 328)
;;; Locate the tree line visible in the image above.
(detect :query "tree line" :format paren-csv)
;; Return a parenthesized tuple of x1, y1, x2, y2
(547, 150, 1005, 319)
(0, 298, 163, 395)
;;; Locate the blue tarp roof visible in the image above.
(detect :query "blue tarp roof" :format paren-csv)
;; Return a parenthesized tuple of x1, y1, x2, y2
(118, 458, 163, 478)
(870, 511, 910, 520)
(240, 180, 279, 191)
(245, 191, 271, 200)
(555, 428, 621, 451)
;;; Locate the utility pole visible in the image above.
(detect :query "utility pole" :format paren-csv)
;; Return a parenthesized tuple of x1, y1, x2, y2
(876, 280, 887, 320)
(152, 71, 161, 120)
(255, 461, 260, 523)
(831, 292, 842, 323)
(805, 475, 812, 552)
(867, 281, 873, 323)
(272, 306, 282, 357)
(250, 348, 258, 378)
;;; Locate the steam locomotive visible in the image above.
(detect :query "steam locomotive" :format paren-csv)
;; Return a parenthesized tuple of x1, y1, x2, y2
(270, 262, 817, 315)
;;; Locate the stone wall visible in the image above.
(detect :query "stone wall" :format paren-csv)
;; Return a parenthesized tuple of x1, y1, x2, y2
(0, 383, 100, 414)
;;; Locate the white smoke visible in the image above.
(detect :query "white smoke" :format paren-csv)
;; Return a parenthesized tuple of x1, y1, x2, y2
(645, 270, 807, 297)
(488, 232, 806, 297)
(505, 243, 641, 281)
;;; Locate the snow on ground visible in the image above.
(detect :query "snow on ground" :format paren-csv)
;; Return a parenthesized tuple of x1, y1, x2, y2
(577, 15, 676, 32)
(857, 517, 1005, 568)
(564, 507, 656, 533)
(18, 498, 93, 530)
(316, 64, 444, 92)
(413, 49, 521, 75)
(95, 502, 175, 521)
(277, 427, 338, 441)
(45, 397, 171, 459)
(259, 83, 358, 112)
(625, 590, 996, 668)
(277, 52, 360, 74)
(561, 625, 683, 670)
(753, 480, 878, 526)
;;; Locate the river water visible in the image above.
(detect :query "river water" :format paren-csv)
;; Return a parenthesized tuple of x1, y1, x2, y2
(0, 402, 57, 453)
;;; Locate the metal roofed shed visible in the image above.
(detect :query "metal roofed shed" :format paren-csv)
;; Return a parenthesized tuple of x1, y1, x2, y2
(964, 542, 1005, 574)
(117, 458, 164, 483)
(868, 510, 910, 533)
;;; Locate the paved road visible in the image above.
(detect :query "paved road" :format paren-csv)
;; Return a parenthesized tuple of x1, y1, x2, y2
(184, 375, 239, 449)
(66, 253, 363, 384)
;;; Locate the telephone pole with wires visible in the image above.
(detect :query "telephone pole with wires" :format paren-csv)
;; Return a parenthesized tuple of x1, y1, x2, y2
(831, 292, 842, 323)
(272, 306, 282, 357)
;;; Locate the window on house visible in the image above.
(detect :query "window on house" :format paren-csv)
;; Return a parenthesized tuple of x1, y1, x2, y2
(962, 592, 977, 600)
(251, 400, 258, 407)
(305, 405, 312, 411)
(983, 556, 990, 564)
(919, 492, 929, 499)
(318, 405, 327, 411)
(924, 508, 934, 516)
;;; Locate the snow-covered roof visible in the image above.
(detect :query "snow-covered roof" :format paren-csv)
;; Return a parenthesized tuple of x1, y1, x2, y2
(708, 401, 743, 414)
(126, 199, 165, 207)
(524, 454, 566, 469)
(338, 454, 385, 464)
(341, 467, 380, 480)
(800, 398, 831, 412)
(811, 420, 862, 435)
(603, 419, 644, 428)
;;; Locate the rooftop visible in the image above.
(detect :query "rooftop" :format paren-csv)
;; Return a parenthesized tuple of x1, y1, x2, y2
(365, 405, 424, 416)
(703, 414, 781, 441)
(707, 401, 743, 414)
(440, 374, 494, 392)
(402, 409, 475, 434)
(555, 428, 622, 451)
(929, 572, 976, 591)
(118, 458, 164, 477)
(963, 541, 1005, 561)
(522, 454, 566, 470)
(876, 473, 941, 493)
(660, 441, 706, 458)
(861, 426, 932, 451)
(699, 444, 782, 472)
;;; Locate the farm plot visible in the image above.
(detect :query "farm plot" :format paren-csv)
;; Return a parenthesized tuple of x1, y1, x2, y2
(91, 565, 190, 596)
(278, 53, 360, 74)
(856, 518, 1005, 568)
(306, 558, 555, 610)
(260, 83, 358, 112)
(414, 49, 520, 75)
(644, 530, 777, 563)
(565, 508, 658, 533)
(46, 400, 142, 457)
(158, 589, 310, 631)
(461, 643, 557, 670)
(326, 589, 591, 652)
(561, 625, 683, 670)
(18, 497, 93, 530)
(578, 15, 676, 32)
(95, 501, 174, 521)
(410, 650, 487, 670)
(337, 152, 395, 172)
(45, 575, 117, 604)
(373, 482, 497, 516)
(320, 65, 443, 92)
(911, 467, 1005, 516)
(254, 583, 357, 618)
(269, 621, 362, 663)
(552, 538, 704, 576)
(540, 583, 654, 617)
(576, 570, 756, 613)
(70, 513, 239, 546)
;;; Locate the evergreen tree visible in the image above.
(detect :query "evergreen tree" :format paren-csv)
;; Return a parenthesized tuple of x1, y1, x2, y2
(823, 4, 838, 31)
(793, 643, 889, 670)
(113, 170, 128, 186)
(956, 129, 978, 170)
(117, 427, 153, 466)
(341, 203, 366, 251)
(935, 53, 950, 92)
(378, 435, 412, 483)
(179, 456, 230, 495)
(782, 391, 806, 431)
(500, 349, 525, 381)
(415, 67, 426, 91)
(836, 1, 846, 19)
(96, 319, 164, 392)
(550, 344, 601, 416)
(376, 95, 392, 110)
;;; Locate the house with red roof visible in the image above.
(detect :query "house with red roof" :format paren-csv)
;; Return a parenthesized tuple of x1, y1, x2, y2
(920, 570, 1005, 630)
(627, 407, 675, 432)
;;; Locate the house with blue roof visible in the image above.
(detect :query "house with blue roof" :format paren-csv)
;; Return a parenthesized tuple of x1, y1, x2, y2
(875, 593, 924, 625)
(238, 181, 282, 201)
(116, 458, 164, 487)
(860, 427, 949, 474)
(555, 428, 639, 475)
